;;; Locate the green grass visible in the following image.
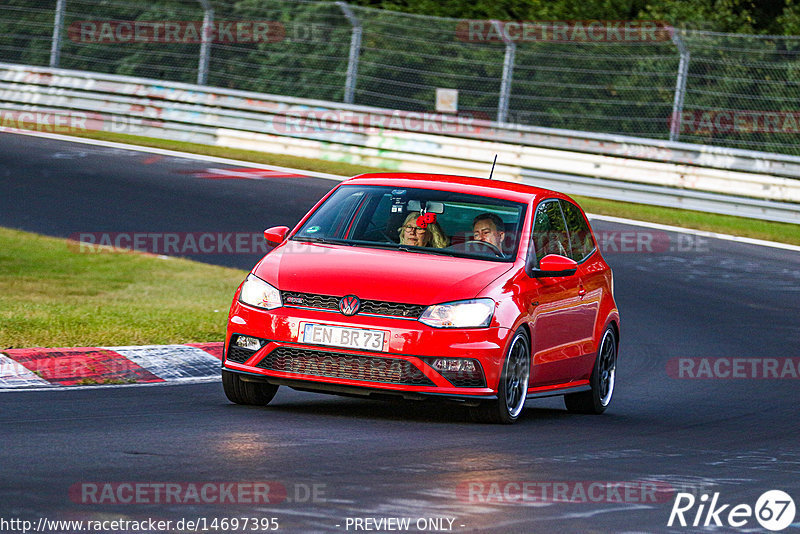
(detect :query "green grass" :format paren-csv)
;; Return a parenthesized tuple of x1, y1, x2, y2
(40, 129, 798, 245)
(0, 227, 247, 348)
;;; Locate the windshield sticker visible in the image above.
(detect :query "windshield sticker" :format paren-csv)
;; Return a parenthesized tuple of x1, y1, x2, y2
(391, 195, 405, 213)
(306, 226, 321, 233)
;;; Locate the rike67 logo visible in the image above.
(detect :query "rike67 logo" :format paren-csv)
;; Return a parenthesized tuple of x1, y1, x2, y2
(668, 490, 796, 531)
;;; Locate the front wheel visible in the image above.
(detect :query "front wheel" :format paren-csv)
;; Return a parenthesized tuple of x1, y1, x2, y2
(564, 327, 617, 414)
(222, 369, 279, 406)
(470, 328, 530, 424)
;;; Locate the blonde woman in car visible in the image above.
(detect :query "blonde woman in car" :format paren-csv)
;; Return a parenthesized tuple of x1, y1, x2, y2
(398, 212, 448, 248)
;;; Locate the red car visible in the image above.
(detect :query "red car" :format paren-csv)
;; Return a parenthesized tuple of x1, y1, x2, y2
(222, 173, 619, 423)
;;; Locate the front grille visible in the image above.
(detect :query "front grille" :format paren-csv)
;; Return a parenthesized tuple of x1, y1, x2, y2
(255, 346, 434, 386)
(225, 335, 269, 364)
(282, 291, 426, 319)
(283, 292, 339, 309)
(447, 374, 486, 388)
(360, 300, 426, 318)
(226, 345, 256, 364)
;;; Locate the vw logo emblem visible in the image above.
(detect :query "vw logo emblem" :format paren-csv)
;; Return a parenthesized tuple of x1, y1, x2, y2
(339, 295, 360, 316)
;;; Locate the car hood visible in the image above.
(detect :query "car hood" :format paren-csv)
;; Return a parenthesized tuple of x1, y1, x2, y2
(253, 241, 514, 304)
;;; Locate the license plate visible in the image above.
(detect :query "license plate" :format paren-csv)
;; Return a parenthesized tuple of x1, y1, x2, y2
(301, 323, 387, 352)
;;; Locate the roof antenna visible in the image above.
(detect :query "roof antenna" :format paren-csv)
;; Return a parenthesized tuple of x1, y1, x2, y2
(489, 154, 497, 179)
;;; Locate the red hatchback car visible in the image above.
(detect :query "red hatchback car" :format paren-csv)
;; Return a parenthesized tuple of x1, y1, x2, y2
(222, 173, 619, 423)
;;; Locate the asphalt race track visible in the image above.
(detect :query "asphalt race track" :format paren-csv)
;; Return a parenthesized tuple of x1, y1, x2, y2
(1, 132, 799, 533)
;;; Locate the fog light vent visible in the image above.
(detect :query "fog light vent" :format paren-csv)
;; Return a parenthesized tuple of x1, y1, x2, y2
(234, 335, 263, 351)
(431, 358, 476, 373)
(423, 358, 486, 388)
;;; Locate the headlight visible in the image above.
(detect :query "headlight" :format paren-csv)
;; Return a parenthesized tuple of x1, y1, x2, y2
(419, 298, 494, 328)
(238, 273, 282, 310)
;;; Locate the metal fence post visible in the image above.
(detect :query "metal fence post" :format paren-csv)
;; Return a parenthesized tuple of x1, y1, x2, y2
(197, 0, 214, 85)
(337, 2, 362, 105)
(49, 0, 66, 68)
(670, 30, 690, 142)
(491, 20, 515, 124)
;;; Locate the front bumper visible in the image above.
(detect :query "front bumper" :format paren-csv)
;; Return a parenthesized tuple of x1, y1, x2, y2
(223, 300, 510, 398)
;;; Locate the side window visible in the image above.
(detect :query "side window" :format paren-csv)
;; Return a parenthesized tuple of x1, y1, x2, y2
(532, 200, 570, 265)
(560, 200, 596, 262)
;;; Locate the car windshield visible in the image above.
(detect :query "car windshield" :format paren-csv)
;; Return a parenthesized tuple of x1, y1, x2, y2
(292, 185, 527, 261)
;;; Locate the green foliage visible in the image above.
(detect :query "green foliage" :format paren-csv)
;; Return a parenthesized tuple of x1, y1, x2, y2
(777, 0, 800, 35)
(2, 0, 800, 154)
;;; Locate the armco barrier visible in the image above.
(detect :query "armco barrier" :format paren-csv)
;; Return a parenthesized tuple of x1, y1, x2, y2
(1, 62, 799, 224)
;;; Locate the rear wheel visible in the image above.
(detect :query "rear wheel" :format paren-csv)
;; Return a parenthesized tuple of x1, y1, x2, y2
(564, 327, 616, 414)
(222, 370, 279, 406)
(470, 328, 530, 424)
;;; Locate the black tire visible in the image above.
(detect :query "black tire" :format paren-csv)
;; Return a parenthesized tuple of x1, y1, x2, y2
(564, 327, 617, 414)
(470, 328, 530, 424)
(222, 370, 279, 406)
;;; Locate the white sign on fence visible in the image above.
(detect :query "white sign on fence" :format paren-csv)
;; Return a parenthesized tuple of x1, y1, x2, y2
(435, 88, 458, 113)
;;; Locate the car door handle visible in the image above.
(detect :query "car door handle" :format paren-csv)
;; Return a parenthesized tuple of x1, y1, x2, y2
(578, 286, 586, 297)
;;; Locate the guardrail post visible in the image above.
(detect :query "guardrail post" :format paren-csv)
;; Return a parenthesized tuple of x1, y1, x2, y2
(670, 30, 690, 142)
(337, 2, 361, 104)
(491, 20, 515, 124)
(197, 0, 214, 85)
(49, 0, 66, 68)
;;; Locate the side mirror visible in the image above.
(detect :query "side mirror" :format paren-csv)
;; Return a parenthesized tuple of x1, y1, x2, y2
(264, 226, 290, 247)
(529, 254, 578, 278)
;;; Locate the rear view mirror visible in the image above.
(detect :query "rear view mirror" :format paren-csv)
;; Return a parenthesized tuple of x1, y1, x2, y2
(529, 254, 578, 278)
(264, 226, 290, 246)
(407, 200, 444, 214)
(425, 201, 445, 214)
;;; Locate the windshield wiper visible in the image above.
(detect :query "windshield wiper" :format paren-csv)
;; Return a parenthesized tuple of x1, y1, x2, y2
(406, 247, 454, 256)
(356, 241, 407, 251)
(292, 238, 483, 258)
(364, 242, 454, 256)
